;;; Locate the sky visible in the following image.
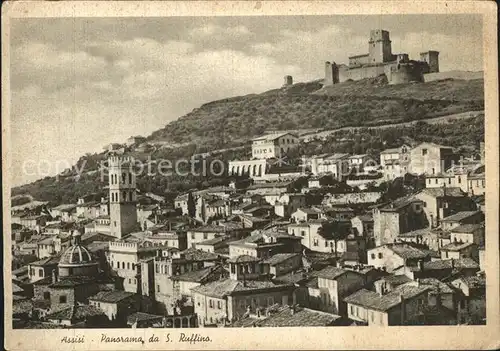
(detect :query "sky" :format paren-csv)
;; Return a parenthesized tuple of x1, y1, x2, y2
(9, 14, 483, 186)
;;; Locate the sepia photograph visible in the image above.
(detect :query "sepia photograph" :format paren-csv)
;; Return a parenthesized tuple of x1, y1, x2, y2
(2, 1, 499, 350)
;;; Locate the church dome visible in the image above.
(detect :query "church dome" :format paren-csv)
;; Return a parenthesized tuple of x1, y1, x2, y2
(58, 230, 96, 267)
(59, 245, 94, 266)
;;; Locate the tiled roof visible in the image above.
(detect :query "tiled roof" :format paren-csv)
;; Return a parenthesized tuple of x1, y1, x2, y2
(317, 266, 351, 280)
(387, 244, 430, 260)
(414, 278, 454, 294)
(29, 255, 61, 267)
(441, 211, 482, 222)
(377, 275, 412, 285)
(356, 214, 374, 222)
(50, 276, 96, 288)
(397, 228, 432, 237)
(13, 300, 33, 315)
(256, 305, 341, 327)
(189, 225, 227, 233)
(251, 132, 295, 141)
(423, 258, 479, 270)
(127, 312, 163, 324)
(89, 291, 135, 303)
(171, 265, 225, 283)
(419, 187, 465, 198)
(228, 255, 261, 264)
(262, 253, 300, 265)
(344, 285, 430, 312)
(296, 207, 323, 215)
(380, 195, 420, 211)
(459, 275, 486, 289)
(451, 223, 483, 233)
(46, 305, 104, 321)
(441, 242, 475, 251)
(180, 248, 220, 261)
(197, 236, 228, 246)
(191, 278, 289, 298)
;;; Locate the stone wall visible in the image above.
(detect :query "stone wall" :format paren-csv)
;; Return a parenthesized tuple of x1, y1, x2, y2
(339, 65, 387, 82)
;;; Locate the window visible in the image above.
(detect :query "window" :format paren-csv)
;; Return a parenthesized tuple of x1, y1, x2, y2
(43, 292, 50, 300)
(378, 253, 383, 259)
(114, 221, 117, 227)
(422, 149, 428, 156)
(209, 300, 214, 308)
(203, 233, 208, 240)
(458, 176, 461, 184)
(371, 311, 375, 322)
(191, 233, 195, 239)
(301, 230, 305, 237)
(448, 177, 452, 184)
(132, 264, 135, 271)
(217, 301, 222, 309)
(325, 241, 328, 247)
(129, 173, 132, 184)
(128, 278, 131, 284)
(155, 264, 159, 273)
(122, 262, 125, 269)
(127, 262, 130, 270)
(435, 178, 438, 184)
(59, 295, 67, 303)
(313, 239, 319, 247)
(371, 253, 375, 259)
(39, 269, 44, 277)
(157, 285, 160, 292)
(350, 305, 354, 315)
(230, 264, 235, 274)
(122, 173, 126, 183)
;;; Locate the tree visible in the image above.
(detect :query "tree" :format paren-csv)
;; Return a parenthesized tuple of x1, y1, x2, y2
(317, 221, 350, 258)
(187, 192, 196, 218)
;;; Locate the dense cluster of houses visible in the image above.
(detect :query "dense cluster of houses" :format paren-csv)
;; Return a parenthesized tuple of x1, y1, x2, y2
(11, 134, 486, 328)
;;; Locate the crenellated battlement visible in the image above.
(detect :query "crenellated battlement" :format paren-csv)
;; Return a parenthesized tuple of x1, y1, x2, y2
(108, 155, 134, 167)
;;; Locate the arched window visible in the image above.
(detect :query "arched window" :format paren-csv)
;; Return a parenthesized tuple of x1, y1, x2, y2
(122, 172, 126, 183)
(129, 173, 132, 184)
(123, 191, 127, 201)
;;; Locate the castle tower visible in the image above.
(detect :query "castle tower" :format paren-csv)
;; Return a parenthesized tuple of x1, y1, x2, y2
(282, 75, 293, 88)
(420, 51, 440, 73)
(368, 30, 392, 64)
(324, 61, 339, 86)
(108, 155, 138, 239)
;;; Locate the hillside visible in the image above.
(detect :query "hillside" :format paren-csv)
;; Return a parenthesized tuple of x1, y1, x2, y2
(148, 76, 484, 148)
(12, 76, 485, 205)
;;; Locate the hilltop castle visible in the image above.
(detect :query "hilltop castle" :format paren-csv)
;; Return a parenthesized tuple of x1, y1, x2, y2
(324, 29, 439, 85)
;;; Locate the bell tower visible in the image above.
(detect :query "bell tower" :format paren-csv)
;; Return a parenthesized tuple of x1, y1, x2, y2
(108, 154, 138, 239)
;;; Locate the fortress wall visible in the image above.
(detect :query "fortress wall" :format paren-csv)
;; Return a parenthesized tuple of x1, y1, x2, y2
(339, 65, 386, 82)
(423, 71, 484, 82)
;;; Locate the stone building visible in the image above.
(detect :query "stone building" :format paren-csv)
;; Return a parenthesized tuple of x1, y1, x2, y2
(345, 284, 431, 325)
(191, 255, 295, 326)
(250, 132, 299, 160)
(323, 30, 439, 86)
(372, 196, 428, 247)
(409, 142, 457, 176)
